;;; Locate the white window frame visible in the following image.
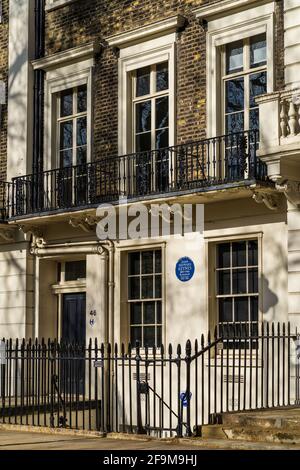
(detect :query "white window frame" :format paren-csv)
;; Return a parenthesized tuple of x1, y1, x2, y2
(118, 34, 176, 156)
(203, 2, 276, 138)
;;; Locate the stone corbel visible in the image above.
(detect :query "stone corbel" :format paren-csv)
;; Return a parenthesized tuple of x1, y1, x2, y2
(275, 180, 300, 207)
(18, 225, 46, 248)
(69, 217, 94, 233)
(252, 191, 279, 211)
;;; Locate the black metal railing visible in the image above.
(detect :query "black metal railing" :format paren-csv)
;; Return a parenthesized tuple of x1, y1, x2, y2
(10, 130, 267, 218)
(0, 322, 298, 436)
(0, 182, 12, 222)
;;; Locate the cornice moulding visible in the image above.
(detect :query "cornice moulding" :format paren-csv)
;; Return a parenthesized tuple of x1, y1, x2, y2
(106, 15, 186, 48)
(194, 0, 273, 20)
(32, 42, 100, 71)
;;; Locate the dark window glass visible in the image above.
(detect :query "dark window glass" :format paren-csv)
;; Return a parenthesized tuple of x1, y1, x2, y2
(248, 240, 258, 266)
(155, 275, 162, 298)
(156, 96, 169, 129)
(129, 252, 140, 275)
(157, 302, 162, 323)
(136, 100, 151, 133)
(60, 89, 73, 117)
(60, 121, 73, 150)
(156, 62, 169, 92)
(141, 251, 153, 274)
(142, 277, 153, 299)
(235, 297, 249, 322)
(144, 327, 156, 348)
(130, 303, 142, 325)
(219, 298, 233, 322)
(248, 268, 258, 293)
(144, 302, 155, 324)
(250, 72, 267, 107)
(218, 270, 231, 295)
(250, 296, 259, 321)
(77, 85, 87, 113)
(136, 66, 150, 97)
(157, 326, 162, 348)
(77, 146, 87, 166)
(155, 251, 162, 273)
(131, 326, 142, 346)
(156, 128, 169, 149)
(60, 149, 73, 168)
(218, 243, 231, 268)
(232, 241, 246, 267)
(65, 260, 86, 281)
(129, 277, 140, 300)
(226, 40, 243, 74)
(225, 78, 245, 113)
(226, 112, 244, 134)
(250, 108, 259, 130)
(232, 269, 247, 294)
(77, 117, 87, 147)
(136, 133, 151, 152)
(250, 34, 267, 68)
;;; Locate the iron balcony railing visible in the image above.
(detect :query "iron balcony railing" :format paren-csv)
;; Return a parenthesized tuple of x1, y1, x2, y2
(10, 130, 267, 218)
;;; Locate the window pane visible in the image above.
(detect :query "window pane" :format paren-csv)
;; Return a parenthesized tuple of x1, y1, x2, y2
(129, 277, 140, 299)
(250, 296, 259, 321)
(142, 276, 153, 299)
(144, 302, 155, 324)
(77, 147, 87, 166)
(226, 112, 244, 134)
(250, 108, 259, 130)
(157, 326, 162, 348)
(77, 85, 87, 113)
(130, 303, 142, 325)
(219, 298, 233, 322)
(226, 40, 243, 73)
(250, 72, 267, 107)
(248, 268, 258, 293)
(156, 128, 169, 149)
(144, 327, 156, 348)
(155, 275, 162, 298)
(65, 260, 86, 281)
(136, 100, 151, 133)
(235, 297, 249, 322)
(157, 302, 162, 323)
(248, 240, 258, 266)
(232, 269, 247, 294)
(60, 121, 73, 150)
(232, 241, 246, 267)
(142, 251, 153, 274)
(218, 243, 230, 268)
(131, 326, 142, 346)
(155, 250, 162, 273)
(226, 78, 244, 113)
(77, 117, 87, 147)
(129, 252, 140, 275)
(60, 149, 73, 168)
(156, 96, 169, 129)
(250, 34, 267, 68)
(136, 66, 150, 97)
(156, 62, 169, 92)
(60, 89, 73, 117)
(218, 270, 231, 295)
(136, 132, 151, 152)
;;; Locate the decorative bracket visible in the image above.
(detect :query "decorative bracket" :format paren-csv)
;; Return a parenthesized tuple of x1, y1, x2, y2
(252, 191, 279, 211)
(69, 217, 94, 233)
(275, 180, 300, 207)
(0, 227, 15, 242)
(18, 225, 46, 248)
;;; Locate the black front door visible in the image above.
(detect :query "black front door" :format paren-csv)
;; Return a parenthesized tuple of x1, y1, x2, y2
(61, 293, 86, 394)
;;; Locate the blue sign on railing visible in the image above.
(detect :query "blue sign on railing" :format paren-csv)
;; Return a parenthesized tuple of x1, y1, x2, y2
(180, 392, 192, 408)
(175, 257, 195, 282)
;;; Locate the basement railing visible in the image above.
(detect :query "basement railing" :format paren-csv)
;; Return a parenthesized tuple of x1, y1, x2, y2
(10, 130, 267, 218)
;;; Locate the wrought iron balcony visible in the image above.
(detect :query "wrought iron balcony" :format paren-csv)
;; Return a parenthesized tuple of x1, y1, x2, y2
(10, 130, 267, 219)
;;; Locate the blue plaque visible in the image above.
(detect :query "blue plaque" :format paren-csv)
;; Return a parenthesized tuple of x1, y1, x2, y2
(180, 391, 192, 408)
(176, 257, 195, 282)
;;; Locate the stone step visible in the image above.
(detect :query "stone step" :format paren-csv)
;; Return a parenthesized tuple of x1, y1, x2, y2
(201, 424, 300, 444)
(220, 409, 300, 430)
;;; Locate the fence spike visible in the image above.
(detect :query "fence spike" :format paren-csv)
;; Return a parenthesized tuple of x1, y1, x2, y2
(195, 339, 198, 353)
(121, 343, 125, 356)
(114, 343, 118, 355)
(201, 334, 204, 349)
(283, 322, 286, 335)
(185, 339, 192, 357)
(168, 343, 172, 356)
(177, 344, 181, 356)
(208, 330, 211, 345)
(214, 325, 218, 340)
(272, 322, 275, 335)
(161, 343, 165, 356)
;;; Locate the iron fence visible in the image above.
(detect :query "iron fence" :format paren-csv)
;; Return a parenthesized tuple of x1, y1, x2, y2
(0, 322, 297, 437)
(10, 130, 267, 218)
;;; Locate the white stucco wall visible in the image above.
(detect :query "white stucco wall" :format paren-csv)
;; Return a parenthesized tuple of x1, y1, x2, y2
(284, 0, 300, 89)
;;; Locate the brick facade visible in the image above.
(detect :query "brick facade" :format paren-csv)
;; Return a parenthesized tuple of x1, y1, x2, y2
(0, 0, 8, 182)
(44, 0, 285, 162)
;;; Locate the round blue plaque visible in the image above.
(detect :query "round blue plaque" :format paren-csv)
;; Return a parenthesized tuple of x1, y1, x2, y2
(175, 257, 195, 282)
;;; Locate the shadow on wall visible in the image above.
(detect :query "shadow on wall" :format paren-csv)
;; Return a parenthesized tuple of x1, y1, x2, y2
(261, 274, 279, 321)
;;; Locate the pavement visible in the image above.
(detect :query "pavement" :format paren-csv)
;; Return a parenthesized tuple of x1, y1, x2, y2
(0, 429, 299, 450)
